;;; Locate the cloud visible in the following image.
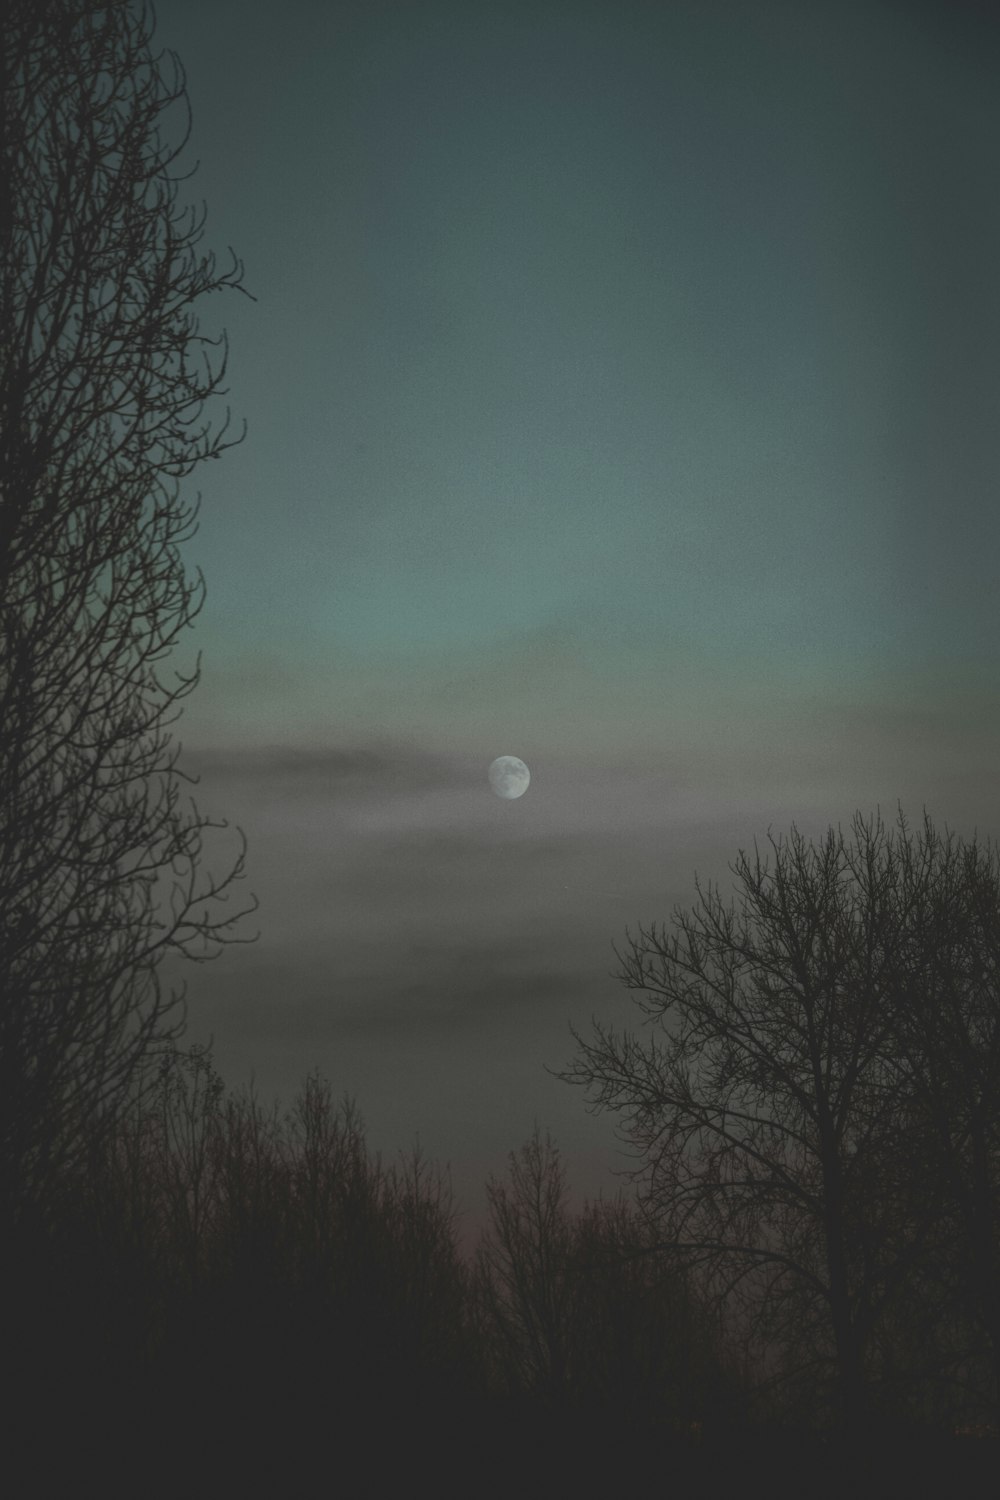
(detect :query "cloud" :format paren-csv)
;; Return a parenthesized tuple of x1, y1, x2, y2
(181, 737, 478, 796)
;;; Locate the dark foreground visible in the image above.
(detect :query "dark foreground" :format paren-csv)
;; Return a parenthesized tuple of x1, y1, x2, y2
(8, 1380, 997, 1498)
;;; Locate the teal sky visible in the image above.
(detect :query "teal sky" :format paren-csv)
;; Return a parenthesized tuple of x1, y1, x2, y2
(152, 0, 1000, 1238)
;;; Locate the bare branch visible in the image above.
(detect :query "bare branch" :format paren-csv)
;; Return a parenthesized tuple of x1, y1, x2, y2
(1, 0, 258, 1227)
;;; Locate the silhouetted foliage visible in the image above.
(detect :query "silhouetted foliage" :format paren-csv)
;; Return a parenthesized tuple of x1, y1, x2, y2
(0, 0, 258, 1231)
(470, 1121, 740, 1454)
(567, 1191, 740, 1436)
(557, 804, 1000, 1444)
(6, 1057, 485, 1484)
(5, 1044, 997, 1496)
(473, 1125, 576, 1405)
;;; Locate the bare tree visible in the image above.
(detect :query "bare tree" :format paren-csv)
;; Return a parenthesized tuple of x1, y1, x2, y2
(555, 805, 1000, 1442)
(381, 1143, 470, 1386)
(859, 819, 1000, 1431)
(211, 1073, 290, 1292)
(567, 1191, 734, 1437)
(0, 0, 258, 1228)
(473, 1124, 576, 1407)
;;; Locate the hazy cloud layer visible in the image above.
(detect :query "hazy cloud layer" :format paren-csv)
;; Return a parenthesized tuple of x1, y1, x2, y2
(167, 720, 1000, 1243)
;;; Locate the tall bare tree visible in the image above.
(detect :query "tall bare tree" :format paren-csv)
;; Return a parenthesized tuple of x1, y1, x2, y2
(556, 805, 1000, 1441)
(0, 0, 258, 1231)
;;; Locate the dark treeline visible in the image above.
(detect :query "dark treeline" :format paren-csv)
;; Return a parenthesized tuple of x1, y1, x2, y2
(5, 1051, 739, 1492)
(3, 1034, 996, 1495)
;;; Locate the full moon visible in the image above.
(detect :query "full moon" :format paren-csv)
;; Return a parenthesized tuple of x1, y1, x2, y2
(488, 755, 530, 799)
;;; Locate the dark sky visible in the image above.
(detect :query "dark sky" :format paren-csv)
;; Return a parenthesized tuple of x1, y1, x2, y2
(151, 0, 1000, 1245)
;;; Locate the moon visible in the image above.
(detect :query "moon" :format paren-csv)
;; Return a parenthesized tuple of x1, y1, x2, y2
(488, 755, 530, 800)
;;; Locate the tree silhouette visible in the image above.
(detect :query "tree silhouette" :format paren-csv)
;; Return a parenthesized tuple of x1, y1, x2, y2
(566, 1189, 737, 1439)
(473, 1124, 576, 1408)
(13, 1057, 485, 1489)
(855, 817, 1000, 1431)
(0, 0, 258, 1232)
(555, 805, 1000, 1445)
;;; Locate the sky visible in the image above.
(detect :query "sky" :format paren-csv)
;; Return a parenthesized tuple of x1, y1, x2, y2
(150, 0, 1000, 1247)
